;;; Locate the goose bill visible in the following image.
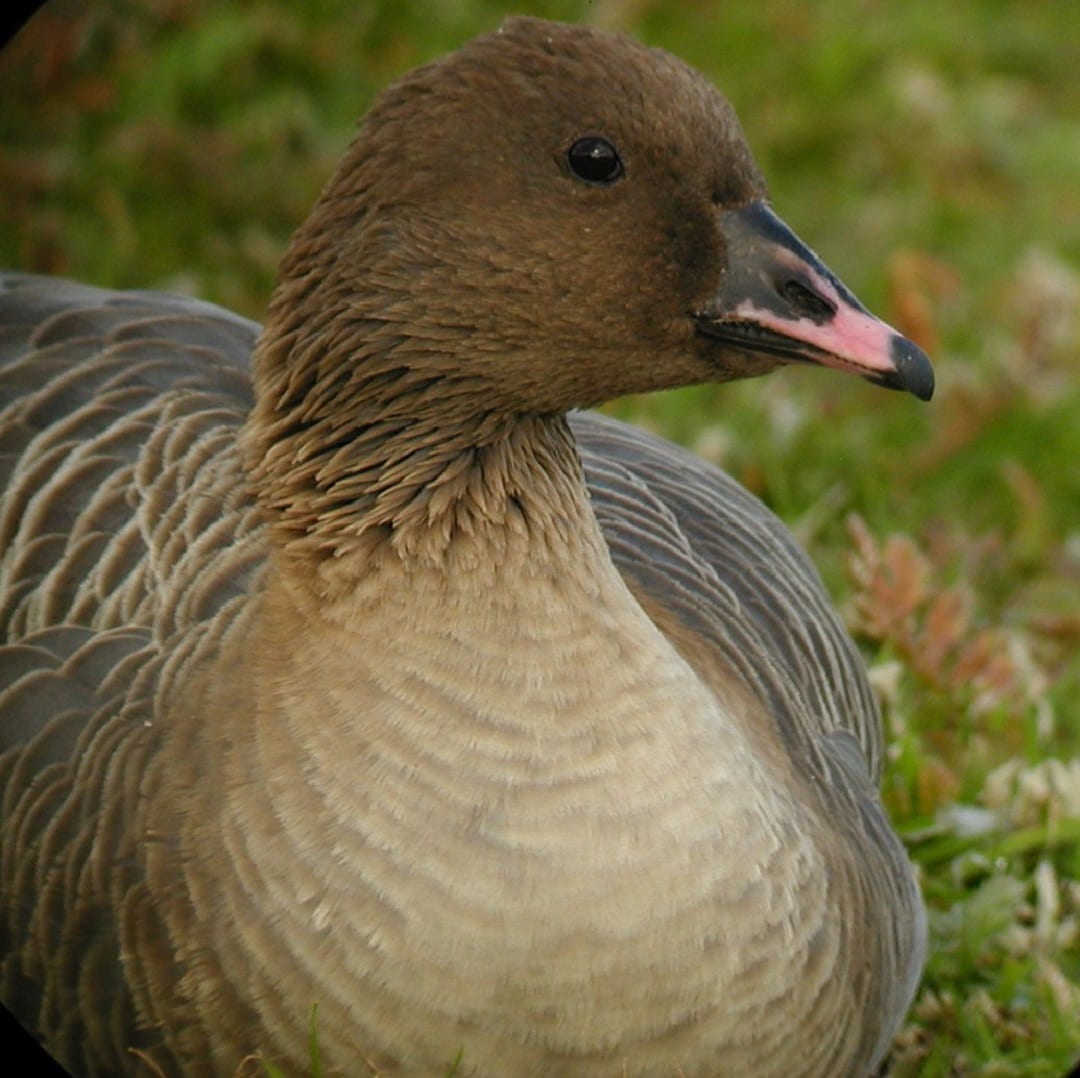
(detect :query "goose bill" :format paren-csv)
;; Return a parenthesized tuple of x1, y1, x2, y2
(693, 201, 934, 401)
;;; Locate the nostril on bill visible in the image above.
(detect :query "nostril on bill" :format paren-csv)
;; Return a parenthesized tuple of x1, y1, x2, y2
(780, 279, 835, 323)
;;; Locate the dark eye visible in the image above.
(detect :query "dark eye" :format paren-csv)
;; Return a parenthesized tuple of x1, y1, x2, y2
(566, 136, 624, 185)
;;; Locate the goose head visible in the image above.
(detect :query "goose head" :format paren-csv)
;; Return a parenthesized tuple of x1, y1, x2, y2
(246, 16, 932, 553)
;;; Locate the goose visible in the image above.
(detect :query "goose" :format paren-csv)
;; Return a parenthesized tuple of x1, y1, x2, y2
(0, 16, 931, 1077)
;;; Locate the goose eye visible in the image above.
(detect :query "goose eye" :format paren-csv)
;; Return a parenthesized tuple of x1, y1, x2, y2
(566, 136, 624, 185)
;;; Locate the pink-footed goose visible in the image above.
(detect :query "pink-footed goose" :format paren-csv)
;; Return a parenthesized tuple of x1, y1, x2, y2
(0, 17, 931, 1077)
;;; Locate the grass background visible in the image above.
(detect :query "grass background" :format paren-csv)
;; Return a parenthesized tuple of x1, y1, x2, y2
(2, 1, 1078, 1074)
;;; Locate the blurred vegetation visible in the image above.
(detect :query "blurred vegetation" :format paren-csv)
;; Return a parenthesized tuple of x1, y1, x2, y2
(2, 0, 1079, 1073)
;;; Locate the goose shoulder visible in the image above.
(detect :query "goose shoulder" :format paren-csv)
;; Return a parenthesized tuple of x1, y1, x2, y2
(0, 271, 263, 643)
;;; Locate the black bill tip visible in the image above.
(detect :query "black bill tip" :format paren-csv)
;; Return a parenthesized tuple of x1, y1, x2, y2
(878, 335, 935, 401)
